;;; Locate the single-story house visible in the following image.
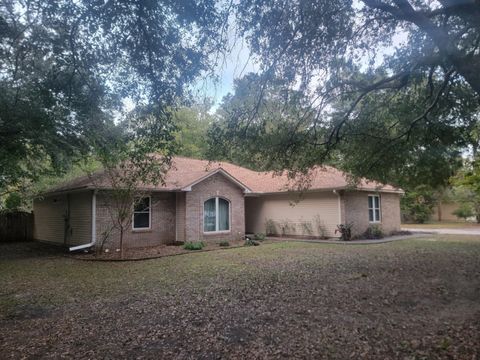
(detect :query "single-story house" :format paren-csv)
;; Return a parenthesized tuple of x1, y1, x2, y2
(33, 157, 403, 250)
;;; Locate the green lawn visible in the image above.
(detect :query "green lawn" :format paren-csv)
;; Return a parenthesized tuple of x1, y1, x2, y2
(1, 236, 480, 359)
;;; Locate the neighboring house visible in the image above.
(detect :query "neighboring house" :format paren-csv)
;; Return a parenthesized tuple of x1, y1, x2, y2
(33, 157, 403, 250)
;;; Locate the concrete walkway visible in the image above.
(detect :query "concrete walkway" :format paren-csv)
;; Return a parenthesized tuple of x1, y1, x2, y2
(268, 233, 429, 245)
(401, 227, 480, 236)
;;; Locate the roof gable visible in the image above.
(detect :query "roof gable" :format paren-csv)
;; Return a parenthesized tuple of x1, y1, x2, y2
(181, 168, 252, 193)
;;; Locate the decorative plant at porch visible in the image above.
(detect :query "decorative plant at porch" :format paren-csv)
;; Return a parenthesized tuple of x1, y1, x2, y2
(280, 219, 295, 236)
(265, 219, 277, 236)
(335, 223, 353, 241)
(300, 222, 313, 236)
(314, 215, 329, 239)
(184, 241, 205, 250)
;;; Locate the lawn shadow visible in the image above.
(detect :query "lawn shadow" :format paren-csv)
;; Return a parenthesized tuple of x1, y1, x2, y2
(0, 241, 65, 260)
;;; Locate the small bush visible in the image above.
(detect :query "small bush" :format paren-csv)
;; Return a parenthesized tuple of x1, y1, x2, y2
(219, 240, 230, 247)
(265, 219, 277, 235)
(335, 223, 353, 241)
(244, 237, 260, 246)
(363, 224, 384, 239)
(453, 204, 474, 221)
(314, 215, 329, 239)
(300, 222, 313, 236)
(253, 233, 266, 241)
(183, 241, 205, 250)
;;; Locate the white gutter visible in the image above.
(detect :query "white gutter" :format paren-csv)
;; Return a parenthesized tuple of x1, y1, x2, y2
(69, 190, 97, 252)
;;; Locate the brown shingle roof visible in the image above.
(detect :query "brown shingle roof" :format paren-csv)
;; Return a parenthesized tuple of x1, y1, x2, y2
(44, 156, 403, 195)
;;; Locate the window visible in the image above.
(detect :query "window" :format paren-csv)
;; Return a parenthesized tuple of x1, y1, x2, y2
(368, 195, 381, 223)
(133, 197, 151, 230)
(204, 197, 230, 232)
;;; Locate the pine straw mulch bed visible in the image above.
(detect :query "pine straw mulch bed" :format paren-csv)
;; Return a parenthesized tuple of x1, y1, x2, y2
(69, 239, 274, 261)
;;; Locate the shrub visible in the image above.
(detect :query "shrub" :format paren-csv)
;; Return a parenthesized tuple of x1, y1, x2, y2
(218, 240, 230, 247)
(244, 237, 260, 246)
(183, 241, 205, 250)
(401, 186, 435, 223)
(314, 215, 329, 239)
(452, 204, 474, 221)
(300, 222, 313, 236)
(335, 223, 353, 241)
(253, 233, 266, 241)
(363, 224, 384, 239)
(265, 219, 277, 235)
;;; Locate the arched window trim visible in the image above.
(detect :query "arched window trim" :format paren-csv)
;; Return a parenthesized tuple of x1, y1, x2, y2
(204, 196, 231, 233)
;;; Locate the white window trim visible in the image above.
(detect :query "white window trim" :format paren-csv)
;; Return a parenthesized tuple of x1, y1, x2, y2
(203, 197, 231, 234)
(132, 196, 152, 231)
(368, 194, 381, 223)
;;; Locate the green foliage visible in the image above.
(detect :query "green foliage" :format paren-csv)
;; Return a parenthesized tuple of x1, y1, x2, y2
(3, 192, 23, 212)
(244, 238, 260, 246)
(452, 204, 474, 221)
(183, 242, 206, 251)
(218, 240, 230, 247)
(0, 0, 225, 192)
(174, 106, 213, 158)
(363, 225, 384, 240)
(401, 186, 436, 224)
(451, 161, 480, 223)
(335, 223, 353, 241)
(211, 1, 480, 186)
(253, 233, 266, 241)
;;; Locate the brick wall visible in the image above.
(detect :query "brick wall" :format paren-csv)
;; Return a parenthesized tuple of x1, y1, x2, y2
(342, 191, 401, 236)
(175, 192, 186, 242)
(185, 173, 245, 242)
(96, 191, 176, 249)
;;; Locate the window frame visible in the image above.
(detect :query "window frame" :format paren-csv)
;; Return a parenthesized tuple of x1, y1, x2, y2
(132, 196, 152, 231)
(203, 196, 231, 234)
(368, 194, 381, 223)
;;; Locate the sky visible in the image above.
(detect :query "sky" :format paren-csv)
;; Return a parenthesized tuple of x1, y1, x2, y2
(193, 34, 259, 112)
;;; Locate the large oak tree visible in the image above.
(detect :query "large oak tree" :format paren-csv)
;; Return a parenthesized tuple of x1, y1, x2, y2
(0, 0, 226, 193)
(212, 0, 480, 185)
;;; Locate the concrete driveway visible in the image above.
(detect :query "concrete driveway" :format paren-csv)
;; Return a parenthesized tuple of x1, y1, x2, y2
(401, 226, 480, 236)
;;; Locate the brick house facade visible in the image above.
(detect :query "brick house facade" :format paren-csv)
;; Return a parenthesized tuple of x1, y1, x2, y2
(33, 157, 403, 249)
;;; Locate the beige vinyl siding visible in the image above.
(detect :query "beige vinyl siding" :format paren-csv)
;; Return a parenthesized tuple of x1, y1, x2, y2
(68, 192, 92, 246)
(245, 192, 341, 238)
(33, 195, 68, 244)
(33, 192, 92, 246)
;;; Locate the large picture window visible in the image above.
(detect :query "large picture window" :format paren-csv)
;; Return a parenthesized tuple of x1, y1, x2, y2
(133, 197, 151, 230)
(368, 195, 381, 223)
(204, 197, 230, 232)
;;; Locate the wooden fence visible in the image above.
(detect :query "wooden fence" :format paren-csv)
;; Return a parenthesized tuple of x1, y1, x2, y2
(0, 212, 34, 242)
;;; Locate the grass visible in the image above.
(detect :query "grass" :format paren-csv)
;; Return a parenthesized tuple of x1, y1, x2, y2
(1, 236, 480, 358)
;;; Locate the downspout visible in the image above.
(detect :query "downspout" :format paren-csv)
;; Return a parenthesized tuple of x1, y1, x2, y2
(69, 190, 97, 252)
